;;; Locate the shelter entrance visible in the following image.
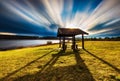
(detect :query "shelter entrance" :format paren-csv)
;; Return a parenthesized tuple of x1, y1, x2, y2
(57, 28, 88, 51)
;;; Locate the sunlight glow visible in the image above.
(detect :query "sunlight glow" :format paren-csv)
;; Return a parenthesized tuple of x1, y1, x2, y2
(0, 32, 16, 35)
(1, 0, 120, 36)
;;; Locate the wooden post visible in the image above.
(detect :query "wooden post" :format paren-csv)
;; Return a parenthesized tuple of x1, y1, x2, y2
(63, 37, 65, 45)
(82, 34, 84, 49)
(59, 37, 61, 48)
(62, 37, 65, 51)
(72, 36, 76, 50)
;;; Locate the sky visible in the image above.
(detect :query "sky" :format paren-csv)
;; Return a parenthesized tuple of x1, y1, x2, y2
(0, 0, 120, 37)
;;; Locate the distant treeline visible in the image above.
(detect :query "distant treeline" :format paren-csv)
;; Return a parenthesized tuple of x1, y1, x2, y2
(0, 35, 120, 41)
(0, 35, 39, 40)
(0, 35, 58, 40)
(77, 37, 120, 41)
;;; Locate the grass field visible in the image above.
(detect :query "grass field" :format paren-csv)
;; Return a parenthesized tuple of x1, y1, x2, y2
(0, 41, 120, 81)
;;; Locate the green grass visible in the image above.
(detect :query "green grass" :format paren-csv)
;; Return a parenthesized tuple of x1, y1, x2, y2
(0, 41, 120, 81)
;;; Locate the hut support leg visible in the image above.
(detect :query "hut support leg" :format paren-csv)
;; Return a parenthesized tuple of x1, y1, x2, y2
(82, 34, 84, 49)
(72, 36, 76, 51)
(62, 37, 66, 51)
(59, 37, 61, 48)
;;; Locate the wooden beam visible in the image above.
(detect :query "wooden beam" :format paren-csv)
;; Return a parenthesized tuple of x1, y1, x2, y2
(63, 37, 65, 45)
(59, 37, 61, 48)
(62, 37, 66, 51)
(82, 34, 84, 49)
(62, 37, 65, 49)
(72, 36, 76, 50)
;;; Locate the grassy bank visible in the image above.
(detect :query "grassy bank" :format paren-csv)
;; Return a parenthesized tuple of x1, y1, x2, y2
(0, 41, 120, 81)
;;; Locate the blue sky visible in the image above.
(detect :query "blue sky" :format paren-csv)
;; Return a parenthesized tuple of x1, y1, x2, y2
(0, 0, 120, 37)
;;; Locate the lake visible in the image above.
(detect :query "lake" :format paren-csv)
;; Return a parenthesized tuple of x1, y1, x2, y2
(0, 40, 59, 49)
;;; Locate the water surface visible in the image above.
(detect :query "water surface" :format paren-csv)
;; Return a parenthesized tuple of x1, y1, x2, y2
(0, 40, 59, 49)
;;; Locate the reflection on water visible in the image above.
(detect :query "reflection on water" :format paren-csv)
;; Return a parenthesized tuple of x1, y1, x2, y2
(0, 40, 59, 49)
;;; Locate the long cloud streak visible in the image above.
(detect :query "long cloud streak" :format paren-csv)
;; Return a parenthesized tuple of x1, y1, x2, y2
(0, 0, 120, 37)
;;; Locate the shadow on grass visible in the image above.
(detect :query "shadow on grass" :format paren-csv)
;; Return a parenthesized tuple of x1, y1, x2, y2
(84, 49, 120, 73)
(4, 50, 95, 81)
(38, 50, 64, 73)
(0, 49, 55, 81)
(74, 50, 95, 81)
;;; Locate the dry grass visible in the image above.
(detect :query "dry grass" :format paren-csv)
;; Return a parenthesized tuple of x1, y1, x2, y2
(0, 41, 120, 81)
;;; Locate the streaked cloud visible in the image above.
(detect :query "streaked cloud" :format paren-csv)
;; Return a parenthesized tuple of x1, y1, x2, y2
(0, 0, 120, 37)
(0, 32, 16, 35)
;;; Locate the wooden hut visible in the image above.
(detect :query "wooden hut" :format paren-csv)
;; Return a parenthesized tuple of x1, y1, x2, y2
(57, 28, 88, 51)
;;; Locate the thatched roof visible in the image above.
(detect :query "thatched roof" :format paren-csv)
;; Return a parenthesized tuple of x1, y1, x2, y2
(57, 28, 88, 37)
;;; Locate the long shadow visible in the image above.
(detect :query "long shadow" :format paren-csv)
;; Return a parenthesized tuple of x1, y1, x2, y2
(5, 50, 95, 81)
(39, 50, 95, 81)
(0, 49, 55, 81)
(84, 49, 120, 73)
(39, 50, 64, 73)
(74, 50, 95, 81)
